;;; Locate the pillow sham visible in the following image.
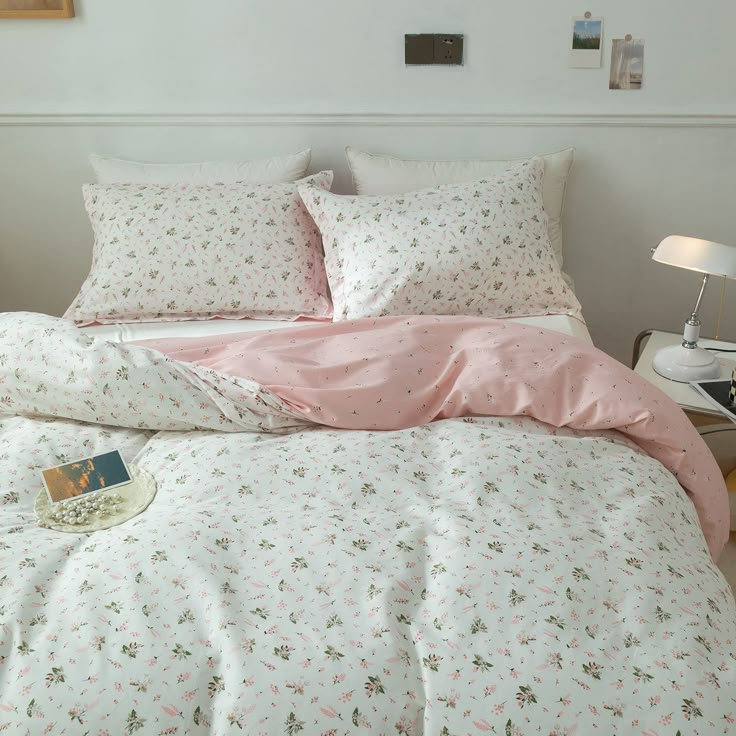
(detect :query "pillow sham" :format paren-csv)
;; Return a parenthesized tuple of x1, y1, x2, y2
(299, 158, 581, 322)
(65, 172, 333, 325)
(90, 148, 311, 184)
(345, 146, 573, 275)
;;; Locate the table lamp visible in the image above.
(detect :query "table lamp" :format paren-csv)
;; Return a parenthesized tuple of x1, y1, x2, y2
(651, 235, 736, 382)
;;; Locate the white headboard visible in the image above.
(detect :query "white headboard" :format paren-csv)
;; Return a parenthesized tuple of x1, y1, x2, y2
(1, 113, 734, 362)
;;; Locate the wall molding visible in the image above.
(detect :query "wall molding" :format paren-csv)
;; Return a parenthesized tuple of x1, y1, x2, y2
(1, 112, 735, 128)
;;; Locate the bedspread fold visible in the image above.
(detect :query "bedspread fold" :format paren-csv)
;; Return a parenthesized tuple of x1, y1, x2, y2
(140, 315, 730, 560)
(0, 311, 729, 559)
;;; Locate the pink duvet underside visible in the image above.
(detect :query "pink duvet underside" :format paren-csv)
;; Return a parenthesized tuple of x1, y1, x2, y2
(137, 315, 729, 559)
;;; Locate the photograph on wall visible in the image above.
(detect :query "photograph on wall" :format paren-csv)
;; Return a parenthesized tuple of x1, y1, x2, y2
(0, 0, 74, 18)
(569, 16, 603, 68)
(609, 38, 644, 89)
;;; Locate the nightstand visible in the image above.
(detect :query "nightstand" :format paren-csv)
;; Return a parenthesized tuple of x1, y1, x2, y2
(632, 329, 736, 427)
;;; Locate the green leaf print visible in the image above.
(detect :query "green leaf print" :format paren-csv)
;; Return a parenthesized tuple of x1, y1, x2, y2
(326, 614, 343, 628)
(364, 675, 385, 697)
(583, 661, 603, 680)
(545, 615, 566, 630)
(291, 557, 308, 571)
(121, 642, 140, 658)
(505, 719, 524, 736)
(172, 642, 192, 659)
(422, 654, 443, 672)
(623, 632, 640, 648)
(324, 645, 344, 661)
(633, 666, 653, 682)
(273, 645, 294, 661)
(285, 711, 305, 734)
(694, 635, 712, 653)
(515, 685, 537, 707)
(472, 654, 493, 672)
(126, 709, 146, 732)
(207, 675, 225, 697)
(45, 666, 65, 685)
(178, 609, 195, 624)
(508, 589, 526, 606)
(681, 699, 703, 719)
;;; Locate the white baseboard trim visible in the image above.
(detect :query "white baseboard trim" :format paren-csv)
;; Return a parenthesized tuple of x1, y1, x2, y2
(0, 113, 735, 128)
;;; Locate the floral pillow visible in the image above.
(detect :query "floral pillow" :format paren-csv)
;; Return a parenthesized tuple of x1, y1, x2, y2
(65, 172, 334, 325)
(298, 158, 581, 321)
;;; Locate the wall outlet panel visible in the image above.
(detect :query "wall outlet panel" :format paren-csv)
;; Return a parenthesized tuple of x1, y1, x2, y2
(434, 34, 464, 65)
(405, 33, 464, 65)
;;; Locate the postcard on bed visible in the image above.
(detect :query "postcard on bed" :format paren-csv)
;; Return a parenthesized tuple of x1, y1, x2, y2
(41, 450, 132, 504)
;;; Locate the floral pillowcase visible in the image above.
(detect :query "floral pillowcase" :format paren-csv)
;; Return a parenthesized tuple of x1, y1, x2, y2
(298, 158, 582, 322)
(65, 172, 334, 325)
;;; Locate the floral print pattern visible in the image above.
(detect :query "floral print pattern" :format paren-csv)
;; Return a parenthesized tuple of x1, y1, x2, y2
(299, 157, 582, 322)
(65, 172, 334, 325)
(0, 313, 307, 434)
(0, 312, 734, 735)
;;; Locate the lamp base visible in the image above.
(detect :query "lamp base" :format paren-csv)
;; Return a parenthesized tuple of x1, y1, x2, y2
(652, 344, 720, 382)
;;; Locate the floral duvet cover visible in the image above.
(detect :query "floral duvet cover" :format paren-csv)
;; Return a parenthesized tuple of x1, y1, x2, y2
(0, 312, 734, 736)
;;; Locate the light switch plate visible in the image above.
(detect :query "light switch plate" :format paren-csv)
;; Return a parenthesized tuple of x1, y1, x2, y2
(405, 34, 435, 65)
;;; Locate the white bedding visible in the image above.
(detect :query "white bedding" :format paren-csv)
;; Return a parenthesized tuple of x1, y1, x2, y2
(1, 312, 733, 736)
(80, 313, 593, 344)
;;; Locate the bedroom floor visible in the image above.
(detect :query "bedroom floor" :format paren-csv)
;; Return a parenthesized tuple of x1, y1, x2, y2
(718, 534, 736, 595)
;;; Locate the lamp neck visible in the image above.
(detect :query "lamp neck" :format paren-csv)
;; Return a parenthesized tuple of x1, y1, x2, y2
(691, 273, 710, 317)
(682, 273, 709, 349)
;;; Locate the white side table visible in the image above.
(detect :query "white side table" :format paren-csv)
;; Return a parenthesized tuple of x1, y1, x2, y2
(632, 329, 736, 427)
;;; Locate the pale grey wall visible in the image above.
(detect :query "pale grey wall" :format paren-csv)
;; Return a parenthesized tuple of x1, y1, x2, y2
(1, 0, 735, 363)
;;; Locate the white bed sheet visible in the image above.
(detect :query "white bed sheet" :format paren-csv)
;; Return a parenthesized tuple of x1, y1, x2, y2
(81, 314, 593, 343)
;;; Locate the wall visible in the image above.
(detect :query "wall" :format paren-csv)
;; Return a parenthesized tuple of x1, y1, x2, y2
(1, 0, 735, 362)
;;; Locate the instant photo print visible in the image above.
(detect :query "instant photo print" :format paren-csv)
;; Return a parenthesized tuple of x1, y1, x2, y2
(41, 450, 132, 504)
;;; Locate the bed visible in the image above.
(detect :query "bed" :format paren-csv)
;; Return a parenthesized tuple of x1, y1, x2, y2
(0, 150, 734, 735)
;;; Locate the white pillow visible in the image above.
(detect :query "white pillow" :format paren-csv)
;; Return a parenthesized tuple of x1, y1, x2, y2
(90, 149, 311, 184)
(65, 172, 334, 325)
(300, 157, 581, 322)
(346, 146, 573, 275)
